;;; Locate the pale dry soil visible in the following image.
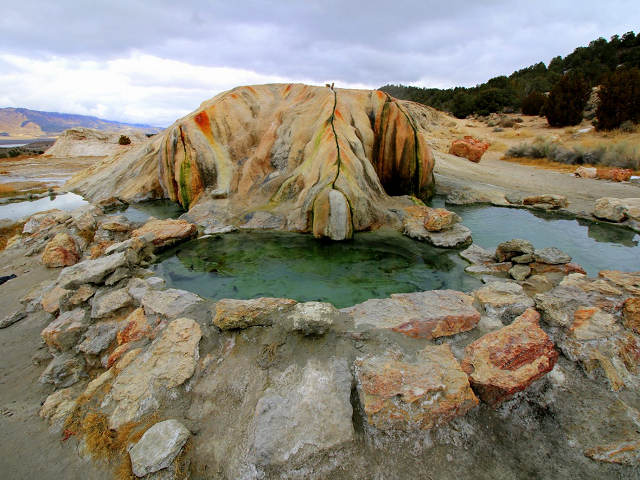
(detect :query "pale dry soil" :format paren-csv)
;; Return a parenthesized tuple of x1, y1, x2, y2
(0, 248, 111, 480)
(429, 112, 640, 216)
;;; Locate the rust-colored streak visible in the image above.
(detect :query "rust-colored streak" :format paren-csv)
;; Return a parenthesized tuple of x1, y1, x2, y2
(194, 111, 213, 143)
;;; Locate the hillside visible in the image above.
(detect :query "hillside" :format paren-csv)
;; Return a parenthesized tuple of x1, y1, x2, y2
(381, 30, 640, 118)
(0, 107, 162, 138)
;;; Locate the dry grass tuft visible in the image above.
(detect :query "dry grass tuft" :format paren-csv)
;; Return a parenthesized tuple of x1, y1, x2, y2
(0, 222, 24, 251)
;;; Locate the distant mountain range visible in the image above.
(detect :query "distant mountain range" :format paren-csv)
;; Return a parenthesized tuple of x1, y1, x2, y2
(0, 107, 162, 137)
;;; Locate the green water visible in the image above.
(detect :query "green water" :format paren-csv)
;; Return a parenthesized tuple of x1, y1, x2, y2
(448, 204, 640, 275)
(153, 203, 640, 308)
(121, 200, 185, 223)
(152, 230, 481, 308)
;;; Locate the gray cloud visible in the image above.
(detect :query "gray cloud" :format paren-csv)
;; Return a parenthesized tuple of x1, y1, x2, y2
(1, 0, 638, 124)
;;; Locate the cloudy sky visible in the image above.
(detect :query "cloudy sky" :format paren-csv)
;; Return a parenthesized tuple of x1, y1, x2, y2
(1, 0, 638, 126)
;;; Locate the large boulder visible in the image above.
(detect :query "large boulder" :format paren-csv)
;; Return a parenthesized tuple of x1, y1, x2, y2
(355, 345, 478, 430)
(66, 85, 438, 236)
(41, 233, 80, 268)
(106, 317, 202, 428)
(593, 198, 640, 222)
(461, 309, 558, 406)
(213, 297, 297, 330)
(449, 136, 490, 162)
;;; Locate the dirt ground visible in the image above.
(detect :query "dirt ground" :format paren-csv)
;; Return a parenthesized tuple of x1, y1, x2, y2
(0, 248, 112, 480)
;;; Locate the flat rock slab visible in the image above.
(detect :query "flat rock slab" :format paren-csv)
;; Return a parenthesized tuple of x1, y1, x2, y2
(56, 251, 129, 289)
(142, 288, 203, 320)
(461, 309, 558, 406)
(250, 357, 354, 467)
(534, 247, 571, 265)
(355, 345, 478, 431)
(131, 218, 197, 248)
(459, 244, 496, 264)
(404, 220, 472, 248)
(213, 297, 297, 330)
(41, 308, 87, 351)
(129, 419, 190, 477)
(342, 290, 480, 339)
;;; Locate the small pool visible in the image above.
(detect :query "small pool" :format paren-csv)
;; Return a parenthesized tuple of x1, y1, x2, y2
(120, 200, 185, 223)
(0, 192, 88, 221)
(152, 230, 481, 308)
(449, 204, 640, 276)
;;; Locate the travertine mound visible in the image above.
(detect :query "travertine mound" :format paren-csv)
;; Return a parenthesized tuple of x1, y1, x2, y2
(67, 84, 440, 239)
(45, 127, 148, 158)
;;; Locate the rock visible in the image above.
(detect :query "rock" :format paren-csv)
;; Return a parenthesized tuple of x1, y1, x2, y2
(404, 217, 471, 248)
(461, 309, 558, 406)
(423, 208, 460, 232)
(533, 247, 571, 265)
(585, 439, 640, 465)
(596, 168, 633, 182)
(99, 215, 131, 233)
(495, 239, 534, 262)
(623, 297, 640, 334)
(128, 276, 165, 303)
(131, 218, 197, 249)
(41, 308, 87, 351)
(90, 287, 133, 319)
(141, 288, 203, 320)
(41, 233, 80, 268)
(474, 282, 535, 324)
(529, 262, 586, 276)
(568, 307, 621, 341)
(575, 166, 597, 179)
(522, 194, 568, 209)
(213, 297, 297, 330)
(465, 262, 512, 277)
(0, 310, 26, 329)
(511, 253, 534, 264)
(509, 264, 531, 281)
(598, 270, 640, 296)
(459, 244, 495, 264)
(41, 286, 70, 314)
(117, 307, 153, 344)
(66, 85, 437, 236)
(129, 420, 191, 477)
(104, 267, 131, 286)
(312, 188, 353, 241)
(71, 205, 102, 232)
(56, 251, 129, 289)
(522, 274, 554, 296)
(64, 284, 96, 309)
(287, 302, 337, 335)
(77, 321, 122, 355)
(355, 345, 478, 431)
(593, 198, 640, 222)
(559, 273, 623, 296)
(107, 318, 202, 428)
(39, 388, 78, 433)
(250, 358, 354, 467)
(342, 290, 480, 339)
(39, 352, 86, 388)
(449, 136, 490, 162)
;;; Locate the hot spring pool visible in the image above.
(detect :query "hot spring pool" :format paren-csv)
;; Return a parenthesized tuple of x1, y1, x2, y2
(152, 204, 640, 308)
